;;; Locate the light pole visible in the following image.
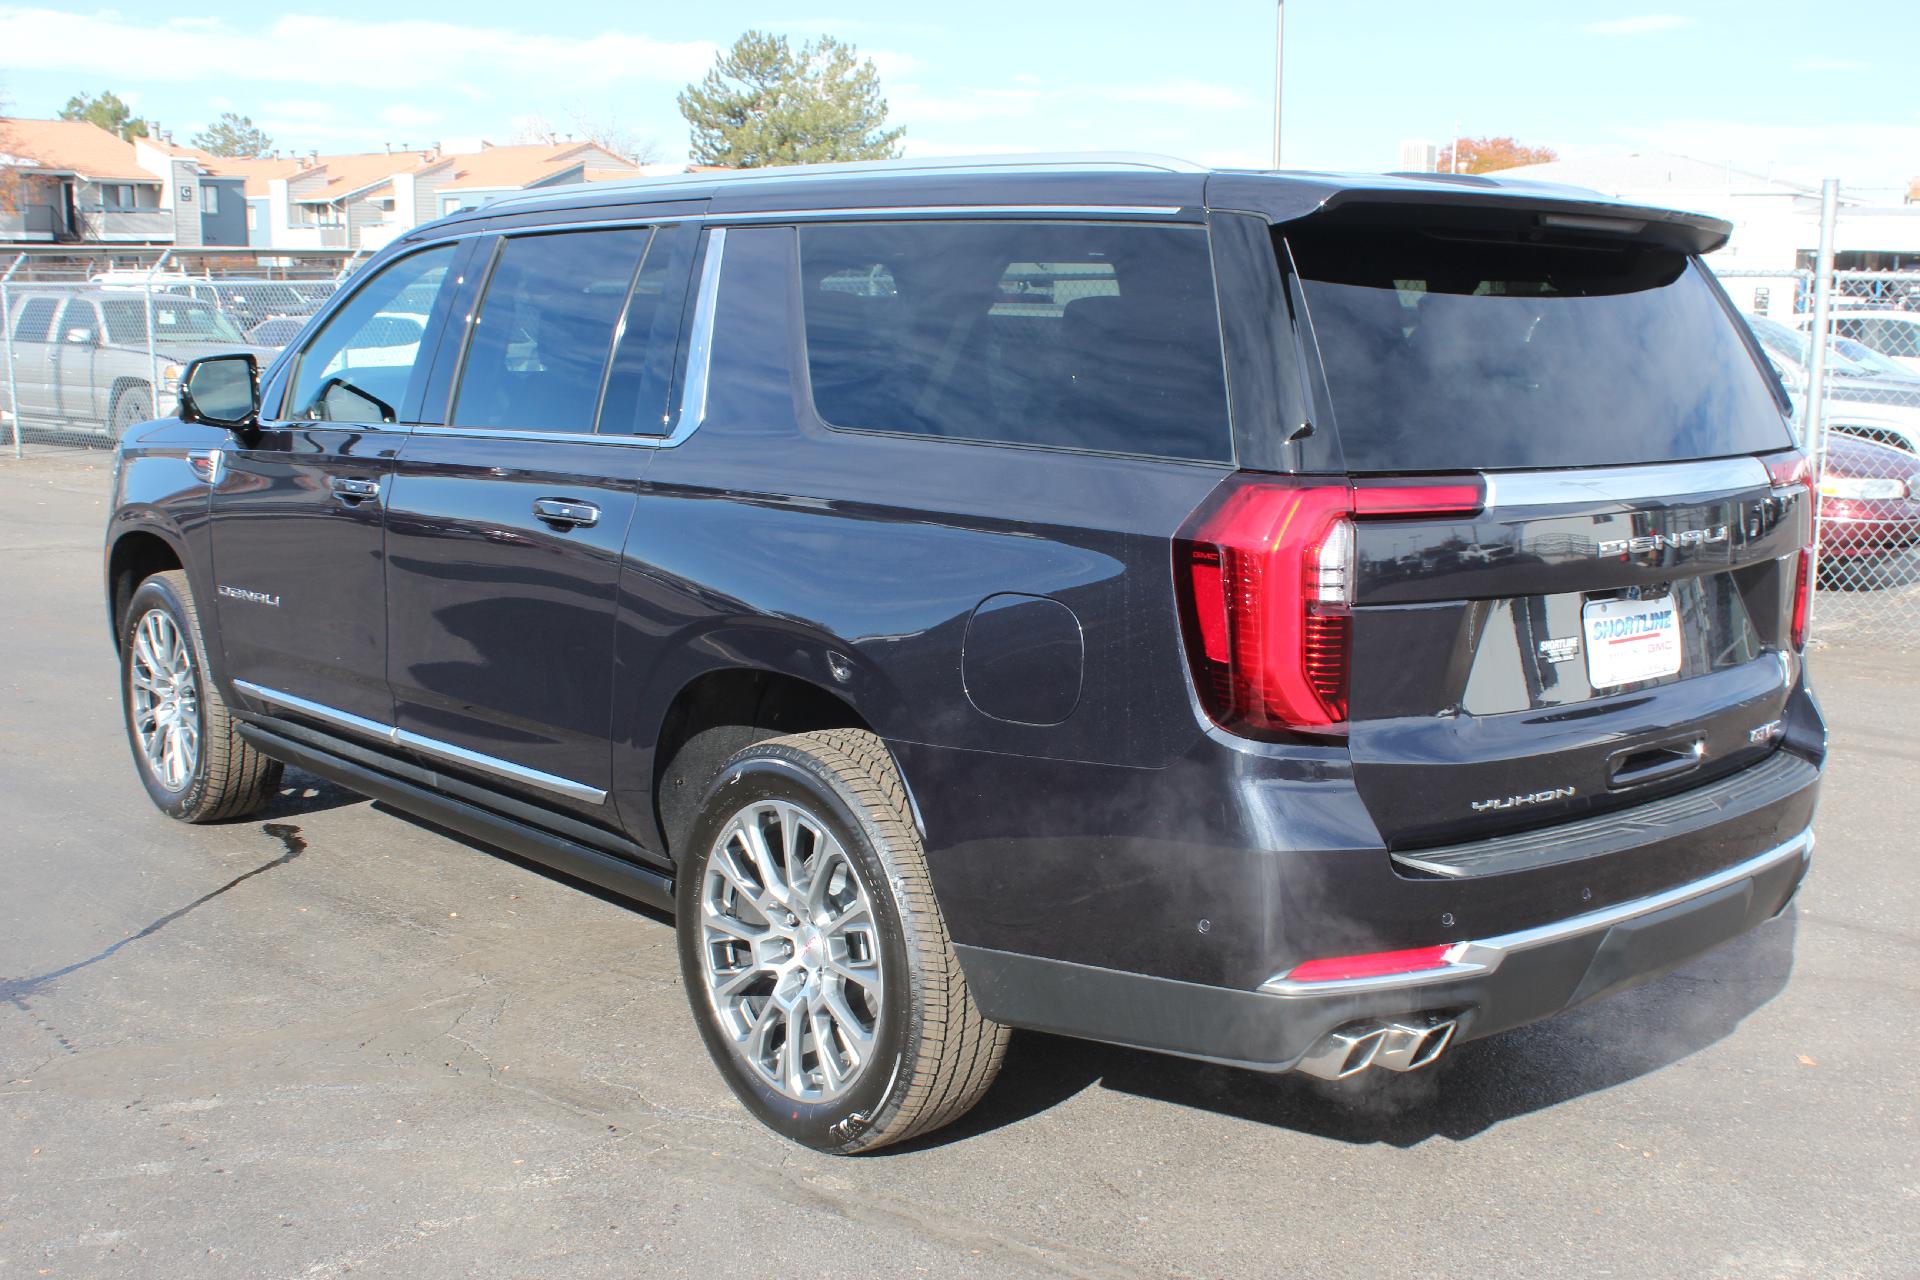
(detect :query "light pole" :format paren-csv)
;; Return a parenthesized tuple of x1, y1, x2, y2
(1271, 0, 1285, 168)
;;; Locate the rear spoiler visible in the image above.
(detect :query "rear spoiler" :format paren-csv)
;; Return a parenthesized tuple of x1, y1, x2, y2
(1205, 171, 1732, 256)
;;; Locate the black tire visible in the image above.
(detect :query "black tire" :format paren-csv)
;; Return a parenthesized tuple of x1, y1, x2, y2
(110, 386, 150, 438)
(121, 570, 283, 822)
(675, 729, 1008, 1153)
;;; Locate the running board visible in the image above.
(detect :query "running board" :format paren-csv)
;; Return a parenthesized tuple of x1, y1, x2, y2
(237, 722, 675, 915)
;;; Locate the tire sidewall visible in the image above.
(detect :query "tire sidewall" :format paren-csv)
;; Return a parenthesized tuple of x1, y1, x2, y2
(676, 752, 918, 1152)
(121, 575, 213, 820)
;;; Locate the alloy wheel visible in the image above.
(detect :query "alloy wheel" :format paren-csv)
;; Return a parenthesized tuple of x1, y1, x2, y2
(697, 799, 884, 1103)
(129, 607, 200, 792)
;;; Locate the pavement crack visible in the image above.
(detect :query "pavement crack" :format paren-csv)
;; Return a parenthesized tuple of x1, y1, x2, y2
(0, 822, 309, 1004)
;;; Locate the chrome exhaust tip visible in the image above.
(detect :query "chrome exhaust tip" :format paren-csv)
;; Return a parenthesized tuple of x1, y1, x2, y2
(1294, 1015, 1458, 1081)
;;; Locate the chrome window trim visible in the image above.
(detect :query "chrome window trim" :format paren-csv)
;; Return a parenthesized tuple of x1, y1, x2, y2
(233, 679, 608, 804)
(424, 205, 1194, 244)
(413, 226, 727, 450)
(1482, 456, 1771, 509)
(1259, 825, 1812, 997)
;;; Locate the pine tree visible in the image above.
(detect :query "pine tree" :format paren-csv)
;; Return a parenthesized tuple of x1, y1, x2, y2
(678, 32, 903, 168)
(59, 91, 149, 141)
(192, 112, 273, 159)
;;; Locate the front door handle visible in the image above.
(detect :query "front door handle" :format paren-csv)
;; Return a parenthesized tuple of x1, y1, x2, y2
(330, 476, 380, 503)
(533, 498, 599, 529)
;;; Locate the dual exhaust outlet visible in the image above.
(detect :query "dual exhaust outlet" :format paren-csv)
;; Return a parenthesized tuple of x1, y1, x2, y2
(1295, 1015, 1459, 1081)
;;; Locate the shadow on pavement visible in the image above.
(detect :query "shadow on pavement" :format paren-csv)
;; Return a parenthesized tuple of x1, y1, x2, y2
(903, 909, 1799, 1152)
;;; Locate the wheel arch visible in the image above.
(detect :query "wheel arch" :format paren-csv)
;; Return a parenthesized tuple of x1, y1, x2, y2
(644, 661, 923, 865)
(106, 526, 186, 649)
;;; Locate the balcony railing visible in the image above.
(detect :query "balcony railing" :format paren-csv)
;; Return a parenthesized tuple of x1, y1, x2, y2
(0, 203, 60, 240)
(77, 207, 172, 241)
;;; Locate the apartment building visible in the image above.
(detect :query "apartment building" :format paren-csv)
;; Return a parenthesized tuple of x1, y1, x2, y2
(0, 118, 245, 246)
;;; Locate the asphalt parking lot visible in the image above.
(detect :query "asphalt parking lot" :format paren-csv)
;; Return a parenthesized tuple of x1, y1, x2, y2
(1, 447, 1916, 1278)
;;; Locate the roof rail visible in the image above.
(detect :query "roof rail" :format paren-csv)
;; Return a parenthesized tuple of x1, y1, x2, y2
(485, 151, 1210, 211)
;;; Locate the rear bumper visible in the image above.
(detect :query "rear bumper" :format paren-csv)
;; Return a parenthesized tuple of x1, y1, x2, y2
(956, 826, 1812, 1073)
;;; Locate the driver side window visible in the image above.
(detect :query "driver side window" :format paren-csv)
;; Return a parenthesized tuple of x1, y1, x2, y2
(285, 244, 457, 422)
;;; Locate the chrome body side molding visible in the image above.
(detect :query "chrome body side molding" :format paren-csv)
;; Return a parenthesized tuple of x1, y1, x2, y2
(232, 679, 608, 805)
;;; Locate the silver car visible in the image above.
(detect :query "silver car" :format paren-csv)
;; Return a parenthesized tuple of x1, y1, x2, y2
(4, 288, 272, 436)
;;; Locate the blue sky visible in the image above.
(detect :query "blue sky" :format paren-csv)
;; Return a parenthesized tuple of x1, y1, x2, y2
(3, 1, 1916, 195)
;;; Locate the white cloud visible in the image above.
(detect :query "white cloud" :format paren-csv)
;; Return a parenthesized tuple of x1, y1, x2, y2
(1605, 117, 1920, 193)
(381, 103, 447, 130)
(1581, 14, 1695, 35)
(0, 8, 717, 93)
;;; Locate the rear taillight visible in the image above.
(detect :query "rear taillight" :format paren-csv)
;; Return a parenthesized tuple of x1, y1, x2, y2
(1176, 474, 1483, 739)
(1766, 450, 1815, 651)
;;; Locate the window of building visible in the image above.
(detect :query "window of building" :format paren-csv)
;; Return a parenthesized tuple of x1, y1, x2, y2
(449, 228, 654, 434)
(200, 185, 220, 215)
(797, 221, 1232, 462)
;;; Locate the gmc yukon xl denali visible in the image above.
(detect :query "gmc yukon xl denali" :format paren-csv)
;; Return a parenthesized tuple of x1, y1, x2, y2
(104, 156, 1824, 1152)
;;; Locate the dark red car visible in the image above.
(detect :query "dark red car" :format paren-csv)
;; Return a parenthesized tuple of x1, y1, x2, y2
(1819, 432, 1920, 571)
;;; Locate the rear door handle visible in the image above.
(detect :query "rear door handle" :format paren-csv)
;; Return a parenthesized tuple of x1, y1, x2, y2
(330, 476, 380, 503)
(533, 498, 599, 529)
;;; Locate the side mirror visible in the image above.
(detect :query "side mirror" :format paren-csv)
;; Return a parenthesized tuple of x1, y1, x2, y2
(64, 327, 95, 345)
(179, 353, 261, 430)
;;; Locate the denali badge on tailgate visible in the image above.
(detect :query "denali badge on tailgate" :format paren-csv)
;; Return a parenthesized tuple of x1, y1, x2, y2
(1596, 525, 1729, 557)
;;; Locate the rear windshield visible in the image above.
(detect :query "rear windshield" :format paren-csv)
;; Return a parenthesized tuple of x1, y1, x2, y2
(1287, 226, 1792, 472)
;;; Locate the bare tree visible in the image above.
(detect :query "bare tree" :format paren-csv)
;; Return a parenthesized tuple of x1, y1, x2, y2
(515, 109, 659, 164)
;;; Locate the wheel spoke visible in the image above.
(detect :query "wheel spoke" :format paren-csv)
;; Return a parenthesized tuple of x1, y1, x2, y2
(710, 836, 773, 917)
(711, 963, 765, 1001)
(702, 905, 766, 944)
(783, 1002, 811, 1096)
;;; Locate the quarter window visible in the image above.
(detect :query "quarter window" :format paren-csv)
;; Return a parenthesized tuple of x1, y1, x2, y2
(450, 228, 653, 434)
(285, 244, 458, 423)
(798, 221, 1232, 462)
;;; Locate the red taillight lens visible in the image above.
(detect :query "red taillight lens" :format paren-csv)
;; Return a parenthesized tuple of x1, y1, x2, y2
(1766, 450, 1815, 651)
(1176, 474, 1483, 739)
(1178, 480, 1355, 735)
(1791, 548, 1813, 651)
(1284, 944, 1456, 983)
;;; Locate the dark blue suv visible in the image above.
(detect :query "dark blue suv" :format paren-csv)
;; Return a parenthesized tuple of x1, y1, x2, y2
(105, 156, 1823, 1152)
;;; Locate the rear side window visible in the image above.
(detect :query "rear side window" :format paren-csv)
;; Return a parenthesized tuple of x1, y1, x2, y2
(14, 297, 58, 342)
(452, 228, 652, 434)
(798, 222, 1232, 462)
(1288, 224, 1793, 471)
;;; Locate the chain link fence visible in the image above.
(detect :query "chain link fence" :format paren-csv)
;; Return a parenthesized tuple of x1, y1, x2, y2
(0, 248, 352, 455)
(1721, 263, 1920, 647)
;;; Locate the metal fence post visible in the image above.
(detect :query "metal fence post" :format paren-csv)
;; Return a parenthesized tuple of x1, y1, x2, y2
(144, 249, 172, 418)
(1, 253, 23, 458)
(1802, 178, 1840, 642)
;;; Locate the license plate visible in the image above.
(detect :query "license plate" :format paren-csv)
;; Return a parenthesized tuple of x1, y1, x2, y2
(1583, 595, 1683, 688)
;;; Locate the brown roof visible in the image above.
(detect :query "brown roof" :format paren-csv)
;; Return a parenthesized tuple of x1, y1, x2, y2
(0, 117, 152, 181)
(435, 142, 638, 192)
(299, 150, 435, 202)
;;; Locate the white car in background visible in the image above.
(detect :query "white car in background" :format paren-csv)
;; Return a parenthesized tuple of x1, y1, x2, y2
(1745, 312, 1920, 454)
(1796, 310, 1920, 375)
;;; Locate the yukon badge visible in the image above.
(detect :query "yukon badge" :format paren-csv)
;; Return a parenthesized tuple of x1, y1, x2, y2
(1472, 786, 1576, 813)
(1597, 525, 1729, 557)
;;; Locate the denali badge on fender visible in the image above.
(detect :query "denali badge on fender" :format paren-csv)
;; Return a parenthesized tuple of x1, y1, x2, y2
(1597, 525, 1729, 557)
(1472, 786, 1577, 813)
